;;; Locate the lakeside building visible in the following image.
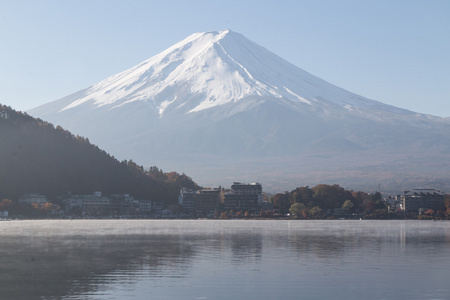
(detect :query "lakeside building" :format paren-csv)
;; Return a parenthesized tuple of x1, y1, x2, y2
(110, 194, 139, 216)
(63, 191, 111, 216)
(178, 188, 222, 216)
(224, 182, 263, 211)
(178, 188, 196, 213)
(18, 193, 49, 205)
(151, 201, 164, 213)
(385, 195, 403, 212)
(138, 200, 153, 215)
(402, 189, 445, 213)
(196, 188, 222, 215)
(179, 182, 263, 215)
(63, 192, 154, 216)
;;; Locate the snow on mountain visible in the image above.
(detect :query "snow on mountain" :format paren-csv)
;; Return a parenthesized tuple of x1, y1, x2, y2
(28, 30, 450, 192)
(35, 30, 409, 118)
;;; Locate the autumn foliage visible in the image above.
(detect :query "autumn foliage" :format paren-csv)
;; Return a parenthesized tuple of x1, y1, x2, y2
(273, 184, 385, 217)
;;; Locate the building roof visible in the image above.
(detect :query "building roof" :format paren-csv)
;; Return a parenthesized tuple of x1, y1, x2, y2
(404, 189, 445, 196)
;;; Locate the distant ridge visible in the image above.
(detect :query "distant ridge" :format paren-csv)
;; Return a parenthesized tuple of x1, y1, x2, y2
(28, 30, 450, 193)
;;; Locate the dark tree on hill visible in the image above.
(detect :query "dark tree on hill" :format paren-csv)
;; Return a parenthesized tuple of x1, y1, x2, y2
(273, 193, 290, 213)
(289, 186, 314, 207)
(285, 184, 379, 214)
(311, 184, 353, 210)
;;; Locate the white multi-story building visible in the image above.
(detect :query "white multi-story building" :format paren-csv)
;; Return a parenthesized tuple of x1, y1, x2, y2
(138, 200, 152, 214)
(63, 192, 110, 215)
(18, 193, 48, 205)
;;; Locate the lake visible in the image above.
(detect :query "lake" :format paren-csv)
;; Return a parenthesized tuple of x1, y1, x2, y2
(0, 220, 449, 300)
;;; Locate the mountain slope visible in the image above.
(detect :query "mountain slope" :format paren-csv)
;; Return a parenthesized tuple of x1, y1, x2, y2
(30, 30, 414, 119)
(0, 104, 198, 202)
(28, 30, 450, 193)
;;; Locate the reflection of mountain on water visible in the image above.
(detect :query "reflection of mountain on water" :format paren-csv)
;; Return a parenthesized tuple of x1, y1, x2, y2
(0, 234, 195, 299)
(230, 233, 262, 263)
(0, 221, 264, 299)
(273, 221, 450, 261)
(2, 220, 450, 299)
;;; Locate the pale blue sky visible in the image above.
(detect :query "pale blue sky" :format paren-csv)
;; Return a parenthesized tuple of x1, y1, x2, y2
(1, 0, 449, 116)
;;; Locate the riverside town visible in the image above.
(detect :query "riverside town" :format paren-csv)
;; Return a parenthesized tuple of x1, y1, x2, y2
(1, 183, 449, 220)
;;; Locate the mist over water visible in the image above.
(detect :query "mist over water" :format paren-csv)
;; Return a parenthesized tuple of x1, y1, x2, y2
(0, 220, 449, 300)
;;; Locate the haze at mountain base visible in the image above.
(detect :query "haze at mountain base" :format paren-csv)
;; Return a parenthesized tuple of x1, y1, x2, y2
(28, 30, 450, 193)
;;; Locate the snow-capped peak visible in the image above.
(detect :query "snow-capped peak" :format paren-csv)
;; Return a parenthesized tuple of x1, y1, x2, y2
(57, 30, 359, 117)
(54, 30, 404, 119)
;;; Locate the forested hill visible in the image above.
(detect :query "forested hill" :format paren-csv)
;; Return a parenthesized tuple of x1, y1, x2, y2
(0, 104, 200, 202)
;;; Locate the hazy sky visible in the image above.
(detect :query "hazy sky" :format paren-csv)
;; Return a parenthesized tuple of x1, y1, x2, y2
(1, 0, 449, 116)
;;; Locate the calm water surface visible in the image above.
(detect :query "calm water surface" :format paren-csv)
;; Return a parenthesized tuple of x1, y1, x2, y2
(0, 220, 449, 300)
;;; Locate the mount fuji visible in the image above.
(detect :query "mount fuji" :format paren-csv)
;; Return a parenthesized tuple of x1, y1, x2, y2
(29, 30, 450, 192)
